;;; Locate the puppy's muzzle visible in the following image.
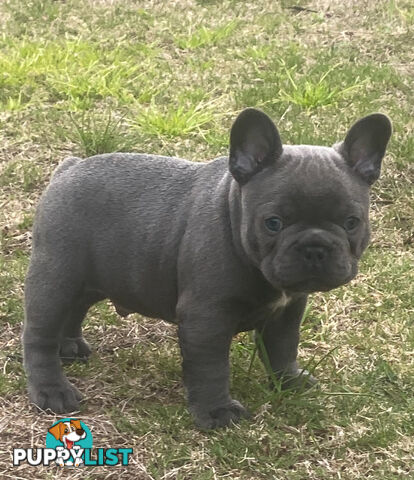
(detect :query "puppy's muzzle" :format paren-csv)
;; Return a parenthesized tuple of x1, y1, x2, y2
(297, 243, 332, 271)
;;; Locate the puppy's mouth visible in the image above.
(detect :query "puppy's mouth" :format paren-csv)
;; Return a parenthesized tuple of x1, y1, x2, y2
(281, 275, 352, 293)
(261, 259, 357, 293)
(65, 439, 75, 449)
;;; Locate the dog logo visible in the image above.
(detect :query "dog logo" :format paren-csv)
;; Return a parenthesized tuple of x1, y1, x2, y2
(46, 418, 92, 467)
(13, 418, 132, 467)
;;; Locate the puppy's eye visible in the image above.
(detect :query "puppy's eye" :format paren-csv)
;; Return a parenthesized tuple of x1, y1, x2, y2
(344, 216, 360, 231)
(265, 216, 283, 232)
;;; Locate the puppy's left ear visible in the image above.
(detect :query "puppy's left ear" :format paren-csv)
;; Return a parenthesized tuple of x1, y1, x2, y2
(229, 108, 283, 184)
(71, 419, 82, 429)
(341, 113, 392, 185)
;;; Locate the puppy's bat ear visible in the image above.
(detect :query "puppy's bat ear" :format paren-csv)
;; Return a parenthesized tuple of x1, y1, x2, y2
(340, 113, 392, 185)
(48, 422, 64, 440)
(229, 108, 283, 185)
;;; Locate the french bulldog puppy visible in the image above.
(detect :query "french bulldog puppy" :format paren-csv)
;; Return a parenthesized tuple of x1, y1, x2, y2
(23, 108, 391, 429)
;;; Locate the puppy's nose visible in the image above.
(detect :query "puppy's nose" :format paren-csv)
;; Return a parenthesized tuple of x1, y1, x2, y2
(301, 245, 328, 268)
(76, 428, 84, 436)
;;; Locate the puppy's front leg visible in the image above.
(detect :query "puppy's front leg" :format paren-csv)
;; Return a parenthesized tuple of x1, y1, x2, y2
(178, 311, 248, 429)
(256, 295, 317, 390)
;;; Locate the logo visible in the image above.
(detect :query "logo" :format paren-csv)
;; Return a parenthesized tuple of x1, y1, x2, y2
(13, 418, 132, 467)
(46, 418, 92, 467)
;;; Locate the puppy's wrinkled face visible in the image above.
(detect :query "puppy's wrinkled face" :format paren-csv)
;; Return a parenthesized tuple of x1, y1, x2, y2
(239, 146, 370, 293)
(229, 109, 391, 293)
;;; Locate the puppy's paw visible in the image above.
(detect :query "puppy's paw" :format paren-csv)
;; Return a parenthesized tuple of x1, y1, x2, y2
(60, 337, 91, 364)
(192, 399, 250, 430)
(277, 369, 318, 391)
(28, 379, 82, 413)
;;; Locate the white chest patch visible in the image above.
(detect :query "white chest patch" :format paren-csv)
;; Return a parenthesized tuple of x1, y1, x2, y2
(268, 291, 292, 313)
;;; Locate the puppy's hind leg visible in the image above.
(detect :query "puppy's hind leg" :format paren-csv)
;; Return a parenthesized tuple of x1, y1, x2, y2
(59, 291, 105, 364)
(23, 258, 84, 413)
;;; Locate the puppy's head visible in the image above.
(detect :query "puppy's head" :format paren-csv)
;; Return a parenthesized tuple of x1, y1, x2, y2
(48, 419, 85, 443)
(229, 108, 391, 293)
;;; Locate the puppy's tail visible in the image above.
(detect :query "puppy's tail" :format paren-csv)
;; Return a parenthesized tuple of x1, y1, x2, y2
(51, 156, 82, 181)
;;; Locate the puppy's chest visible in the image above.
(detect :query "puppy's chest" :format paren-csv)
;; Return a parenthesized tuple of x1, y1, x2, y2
(266, 291, 292, 313)
(235, 291, 292, 333)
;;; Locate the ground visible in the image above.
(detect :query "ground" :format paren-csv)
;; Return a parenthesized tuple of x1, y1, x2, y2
(0, 0, 413, 479)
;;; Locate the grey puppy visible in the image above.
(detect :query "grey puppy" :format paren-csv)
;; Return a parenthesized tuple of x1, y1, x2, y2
(23, 108, 391, 429)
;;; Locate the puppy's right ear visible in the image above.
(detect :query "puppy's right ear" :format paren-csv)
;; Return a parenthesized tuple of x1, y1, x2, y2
(48, 422, 64, 440)
(229, 108, 283, 185)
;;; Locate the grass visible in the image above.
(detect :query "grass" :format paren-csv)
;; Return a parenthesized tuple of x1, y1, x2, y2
(135, 100, 219, 138)
(66, 111, 139, 157)
(175, 20, 239, 50)
(0, 0, 413, 479)
(278, 62, 366, 109)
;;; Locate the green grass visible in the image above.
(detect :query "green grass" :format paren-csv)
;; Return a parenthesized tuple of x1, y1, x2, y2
(0, 0, 413, 478)
(278, 62, 366, 109)
(175, 20, 239, 50)
(66, 111, 139, 156)
(135, 100, 219, 138)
